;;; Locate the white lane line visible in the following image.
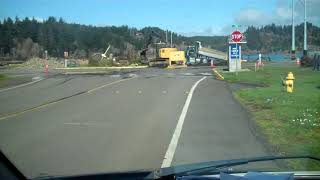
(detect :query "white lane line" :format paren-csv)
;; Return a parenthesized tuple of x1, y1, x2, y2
(8, 74, 27, 77)
(64, 122, 109, 126)
(110, 75, 121, 78)
(182, 73, 195, 76)
(161, 76, 207, 168)
(64, 122, 82, 125)
(200, 72, 212, 76)
(87, 77, 135, 93)
(0, 78, 43, 93)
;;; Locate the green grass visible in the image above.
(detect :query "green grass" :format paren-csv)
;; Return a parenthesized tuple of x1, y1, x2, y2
(0, 74, 9, 81)
(221, 64, 320, 170)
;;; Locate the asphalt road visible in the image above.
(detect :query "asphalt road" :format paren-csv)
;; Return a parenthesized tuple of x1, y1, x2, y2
(0, 67, 270, 178)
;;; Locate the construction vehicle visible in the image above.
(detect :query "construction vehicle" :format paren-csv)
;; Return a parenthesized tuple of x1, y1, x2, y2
(140, 31, 159, 64)
(139, 31, 186, 68)
(186, 41, 227, 65)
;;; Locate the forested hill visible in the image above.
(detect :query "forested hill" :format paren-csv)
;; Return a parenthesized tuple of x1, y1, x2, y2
(0, 17, 194, 60)
(0, 16, 319, 60)
(244, 23, 320, 53)
(189, 23, 320, 53)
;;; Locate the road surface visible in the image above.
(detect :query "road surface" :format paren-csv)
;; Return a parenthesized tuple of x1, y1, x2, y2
(0, 67, 270, 178)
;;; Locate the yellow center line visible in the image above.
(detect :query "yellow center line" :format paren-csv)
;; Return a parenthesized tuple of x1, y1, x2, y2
(212, 69, 225, 80)
(0, 101, 59, 121)
(0, 77, 136, 121)
(87, 77, 136, 93)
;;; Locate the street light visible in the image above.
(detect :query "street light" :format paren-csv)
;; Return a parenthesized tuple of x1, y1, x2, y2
(303, 0, 307, 57)
(291, 0, 296, 60)
(292, 0, 307, 59)
(298, 0, 308, 57)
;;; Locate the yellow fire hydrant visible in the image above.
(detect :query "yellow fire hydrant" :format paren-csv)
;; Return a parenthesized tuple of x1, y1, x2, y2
(283, 72, 295, 93)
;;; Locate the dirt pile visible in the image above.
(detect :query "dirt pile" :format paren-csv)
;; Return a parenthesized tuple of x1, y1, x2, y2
(11, 58, 64, 70)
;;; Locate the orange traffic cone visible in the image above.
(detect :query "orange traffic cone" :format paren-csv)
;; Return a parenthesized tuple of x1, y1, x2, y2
(210, 60, 216, 68)
(44, 64, 49, 74)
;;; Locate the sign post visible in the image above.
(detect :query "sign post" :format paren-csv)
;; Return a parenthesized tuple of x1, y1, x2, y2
(229, 29, 246, 73)
(236, 43, 239, 75)
(229, 43, 240, 73)
(64, 51, 69, 68)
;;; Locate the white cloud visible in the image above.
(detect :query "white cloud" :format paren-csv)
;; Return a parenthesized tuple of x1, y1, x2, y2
(234, 9, 270, 26)
(186, 0, 319, 36)
(234, 0, 320, 26)
(294, 0, 320, 25)
(275, 7, 291, 20)
(180, 26, 224, 37)
(307, 0, 320, 17)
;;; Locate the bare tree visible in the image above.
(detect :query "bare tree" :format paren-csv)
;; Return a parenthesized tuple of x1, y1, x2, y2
(13, 38, 43, 60)
(30, 43, 43, 57)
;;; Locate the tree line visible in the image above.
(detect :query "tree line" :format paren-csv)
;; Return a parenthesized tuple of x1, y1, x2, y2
(0, 17, 146, 60)
(0, 17, 191, 60)
(245, 23, 320, 53)
(0, 16, 319, 60)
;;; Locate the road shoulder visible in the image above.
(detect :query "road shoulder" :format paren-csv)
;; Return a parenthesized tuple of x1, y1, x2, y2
(172, 78, 269, 166)
(0, 75, 33, 89)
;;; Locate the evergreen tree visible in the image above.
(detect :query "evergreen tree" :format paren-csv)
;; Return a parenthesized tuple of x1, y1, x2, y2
(0, 16, 319, 59)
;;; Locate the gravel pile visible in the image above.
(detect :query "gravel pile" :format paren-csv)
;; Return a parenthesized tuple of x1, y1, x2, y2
(12, 58, 64, 70)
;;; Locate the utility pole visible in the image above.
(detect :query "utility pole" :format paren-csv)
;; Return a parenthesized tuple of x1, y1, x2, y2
(291, 0, 296, 60)
(303, 0, 307, 57)
(170, 31, 173, 48)
(165, 30, 168, 45)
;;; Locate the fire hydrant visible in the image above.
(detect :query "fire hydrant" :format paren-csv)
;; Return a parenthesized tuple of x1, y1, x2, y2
(283, 72, 295, 93)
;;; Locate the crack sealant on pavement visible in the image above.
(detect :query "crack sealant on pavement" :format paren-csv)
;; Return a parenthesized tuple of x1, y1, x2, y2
(0, 77, 135, 121)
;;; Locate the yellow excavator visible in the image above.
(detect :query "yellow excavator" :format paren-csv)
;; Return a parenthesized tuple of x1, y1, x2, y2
(140, 31, 186, 68)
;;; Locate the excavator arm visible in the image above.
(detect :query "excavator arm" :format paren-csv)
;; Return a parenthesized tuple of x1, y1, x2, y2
(140, 31, 162, 63)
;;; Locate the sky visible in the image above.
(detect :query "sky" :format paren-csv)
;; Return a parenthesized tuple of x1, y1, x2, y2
(0, 0, 319, 36)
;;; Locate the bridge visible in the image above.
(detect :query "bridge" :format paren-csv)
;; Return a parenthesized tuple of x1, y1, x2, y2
(197, 47, 227, 61)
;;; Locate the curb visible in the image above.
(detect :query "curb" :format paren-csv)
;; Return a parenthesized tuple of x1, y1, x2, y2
(212, 68, 225, 80)
(55, 66, 148, 70)
(0, 77, 43, 93)
(63, 72, 112, 75)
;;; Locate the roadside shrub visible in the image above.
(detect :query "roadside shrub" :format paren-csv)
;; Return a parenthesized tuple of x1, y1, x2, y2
(88, 56, 99, 66)
(300, 56, 313, 67)
(98, 59, 113, 66)
(130, 58, 142, 65)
